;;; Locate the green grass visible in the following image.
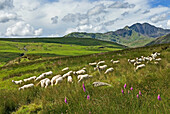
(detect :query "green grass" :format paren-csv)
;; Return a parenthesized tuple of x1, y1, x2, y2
(0, 43, 169, 113)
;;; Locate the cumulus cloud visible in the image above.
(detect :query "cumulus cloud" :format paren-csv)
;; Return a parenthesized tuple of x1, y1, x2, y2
(51, 16, 58, 24)
(108, 1, 135, 9)
(150, 12, 170, 23)
(87, 4, 106, 16)
(0, 12, 17, 23)
(167, 20, 170, 27)
(34, 28, 43, 36)
(5, 21, 43, 36)
(0, 0, 13, 10)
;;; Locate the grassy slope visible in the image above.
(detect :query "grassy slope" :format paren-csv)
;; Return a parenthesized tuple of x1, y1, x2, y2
(0, 38, 124, 67)
(0, 44, 169, 113)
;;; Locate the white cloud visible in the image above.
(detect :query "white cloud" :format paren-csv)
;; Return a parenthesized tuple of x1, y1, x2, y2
(108, 1, 135, 9)
(167, 20, 170, 27)
(51, 16, 58, 24)
(5, 21, 43, 36)
(150, 13, 170, 23)
(34, 28, 43, 36)
(0, 0, 13, 10)
(0, 12, 18, 23)
(87, 4, 106, 16)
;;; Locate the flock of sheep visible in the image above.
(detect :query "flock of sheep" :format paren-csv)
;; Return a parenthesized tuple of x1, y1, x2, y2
(12, 52, 161, 90)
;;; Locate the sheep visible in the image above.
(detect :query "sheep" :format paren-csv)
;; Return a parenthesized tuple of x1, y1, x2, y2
(97, 65, 107, 70)
(51, 75, 61, 86)
(155, 58, 161, 61)
(92, 82, 111, 87)
(135, 64, 145, 71)
(77, 74, 93, 83)
(128, 59, 136, 63)
(145, 57, 150, 61)
(67, 76, 73, 83)
(63, 71, 73, 78)
(74, 69, 86, 75)
(104, 67, 114, 74)
(62, 67, 69, 72)
(112, 60, 120, 64)
(137, 58, 143, 62)
(12, 80, 23, 85)
(97, 61, 105, 65)
(134, 62, 141, 66)
(18, 83, 34, 90)
(151, 53, 158, 59)
(55, 77, 63, 85)
(154, 62, 159, 64)
(23, 76, 36, 82)
(35, 71, 53, 81)
(44, 78, 51, 88)
(89, 62, 97, 66)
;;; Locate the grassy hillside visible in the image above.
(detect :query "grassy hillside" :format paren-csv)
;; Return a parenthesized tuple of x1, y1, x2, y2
(0, 44, 169, 113)
(146, 33, 170, 46)
(0, 38, 124, 67)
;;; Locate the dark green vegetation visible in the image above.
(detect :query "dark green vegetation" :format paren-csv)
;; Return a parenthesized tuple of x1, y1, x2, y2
(0, 38, 124, 67)
(0, 43, 169, 113)
(146, 33, 170, 46)
(65, 23, 170, 47)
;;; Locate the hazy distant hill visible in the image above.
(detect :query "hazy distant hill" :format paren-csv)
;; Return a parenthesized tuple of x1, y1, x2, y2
(65, 23, 170, 47)
(146, 33, 170, 46)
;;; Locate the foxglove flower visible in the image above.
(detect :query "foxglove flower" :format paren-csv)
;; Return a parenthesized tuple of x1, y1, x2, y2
(128, 90, 130, 94)
(87, 95, 90, 100)
(124, 83, 127, 89)
(130, 87, 133, 91)
(83, 83, 86, 92)
(157, 94, 161, 101)
(65, 97, 68, 104)
(137, 94, 139, 98)
(139, 90, 142, 96)
(121, 89, 124, 94)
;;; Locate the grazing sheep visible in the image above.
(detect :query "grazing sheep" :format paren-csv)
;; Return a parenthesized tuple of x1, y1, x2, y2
(19, 83, 34, 90)
(55, 77, 63, 85)
(104, 67, 114, 74)
(67, 76, 73, 83)
(63, 71, 73, 78)
(135, 64, 145, 71)
(137, 58, 143, 62)
(89, 62, 97, 66)
(39, 78, 49, 88)
(62, 67, 69, 72)
(97, 65, 107, 70)
(74, 69, 86, 75)
(35, 71, 53, 81)
(92, 82, 111, 87)
(77, 74, 93, 83)
(51, 75, 61, 86)
(157, 53, 161, 56)
(12, 80, 23, 85)
(23, 76, 36, 82)
(44, 71, 53, 76)
(112, 60, 120, 64)
(128, 59, 136, 63)
(145, 57, 150, 61)
(154, 62, 159, 64)
(97, 61, 105, 65)
(155, 58, 161, 61)
(45, 78, 51, 88)
(134, 62, 141, 66)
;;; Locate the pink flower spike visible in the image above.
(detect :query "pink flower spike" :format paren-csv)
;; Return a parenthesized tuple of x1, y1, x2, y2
(128, 90, 130, 94)
(157, 94, 161, 101)
(137, 94, 139, 98)
(139, 90, 142, 96)
(124, 83, 127, 89)
(83, 83, 86, 92)
(65, 97, 68, 104)
(121, 89, 124, 94)
(130, 87, 133, 91)
(87, 95, 90, 100)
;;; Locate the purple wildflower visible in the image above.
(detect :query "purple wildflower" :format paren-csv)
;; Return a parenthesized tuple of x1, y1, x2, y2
(65, 97, 68, 104)
(121, 89, 124, 94)
(130, 87, 133, 91)
(83, 83, 86, 92)
(137, 94, 139, 98)
(157, 94, 161, 101)
(139, 90, 142, 96)
(128, 90, 130, 94)
(87, 95, 90, 100)
(124, 83, 127, 89)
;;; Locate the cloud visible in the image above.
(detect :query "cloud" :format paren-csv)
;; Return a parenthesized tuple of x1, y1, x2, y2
(5, 21, 43, 36)
(108, 1, 135, 9)
(150, 12, 170, 23)
(0, 12, 18, 23)
(87, 4, 106, 16)
(0, 0, 13, 10)
(51, 16, 58, 24)
(121, 12, 129, 16)
(104, 18, 119, 26)
(167, 20, 170, 27)
(142, 10, 150, 14)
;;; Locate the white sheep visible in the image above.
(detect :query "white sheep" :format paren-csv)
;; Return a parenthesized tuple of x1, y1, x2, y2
(89, 62, 97, 66)
(44, 71, 53, 76)
(104, 67, 114, 74)
(35, 71, 53, 81)
(51, 75, 61, 86)
(134, 62, 142, 66)
(98, 65, 107, 70)
(45, 78, 51, 88)
(112, 60, 120, 64)
(74, 69, 86, 75)
(12, 80, 23, 85)
(55, 77, 63, 85)
(67, 76, 73, 83)
(155, 58, 161, 61)
(128, 59, 136, 63)
(97, 61, 105, 65)
(62, 71, 73, 78)
(135, 64, 145, 71)
(77, 74, 93, 83)
(62, 67, 69, 72)
(23, 76, 36, 82)
(18, 83, 34, 90)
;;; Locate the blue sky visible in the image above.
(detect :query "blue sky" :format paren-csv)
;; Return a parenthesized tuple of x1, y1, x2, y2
(0, 0, 169, 37)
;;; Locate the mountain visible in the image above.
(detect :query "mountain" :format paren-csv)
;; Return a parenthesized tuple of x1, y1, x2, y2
(65, 23, 170, 47)
(146, 33, 170, 46)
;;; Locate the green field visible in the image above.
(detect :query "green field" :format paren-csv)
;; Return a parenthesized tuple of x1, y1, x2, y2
(0, 37, 124, 67)
(0, 41, 169, 113)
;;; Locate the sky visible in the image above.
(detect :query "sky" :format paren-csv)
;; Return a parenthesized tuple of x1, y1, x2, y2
(0, 0, 170, 37)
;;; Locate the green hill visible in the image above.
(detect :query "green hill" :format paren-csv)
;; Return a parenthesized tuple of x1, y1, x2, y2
(0, 44, 169, 113)
(146, 33, 170, 46)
